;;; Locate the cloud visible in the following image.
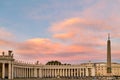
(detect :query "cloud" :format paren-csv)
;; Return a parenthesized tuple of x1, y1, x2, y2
(12, 37, 104, 64)
(0, 39, 10, 45)
(0, 27, 14, 40)
(80, 0, 120, 36)
(53, 32, 75, 40)
(16, 38, 63, 54)
(0, 27, 16, 51)
(50, 18, 107, 47)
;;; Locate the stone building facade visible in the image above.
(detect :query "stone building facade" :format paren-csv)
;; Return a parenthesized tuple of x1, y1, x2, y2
(81, 62, 120, 76)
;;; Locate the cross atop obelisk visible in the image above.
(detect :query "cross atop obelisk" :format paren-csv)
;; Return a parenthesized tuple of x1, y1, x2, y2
(108, 33, 110, 40)
(107, 33, 112, 75)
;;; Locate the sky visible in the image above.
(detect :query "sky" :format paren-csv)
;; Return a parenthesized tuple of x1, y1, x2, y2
(0, 0, 120, 64)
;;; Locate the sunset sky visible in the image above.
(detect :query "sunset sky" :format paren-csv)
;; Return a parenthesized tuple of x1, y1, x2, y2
(0, 0, 120, 64)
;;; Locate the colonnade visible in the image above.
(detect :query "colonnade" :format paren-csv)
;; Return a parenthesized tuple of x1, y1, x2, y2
(13, 66, 43, 78)
(13, 65, 94, 78)
(0, 59, 95, 79)
(42, 67, 92, 78)
(0, 50, 96, 80)
(0, 61, 95, 79)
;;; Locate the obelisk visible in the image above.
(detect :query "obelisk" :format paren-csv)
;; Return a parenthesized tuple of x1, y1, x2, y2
(107, 34, 112, 75)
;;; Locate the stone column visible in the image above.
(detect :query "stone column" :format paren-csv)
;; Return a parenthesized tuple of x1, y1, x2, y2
(25, 68, 27, 78)
(14, 67, 16, 78)
(46, 69, 47, 77)
(11, 63, 14, 79)
(46, 69, 48, 77)
(24, 68, 26, 78)
(77, 68, 79, 77)
(22, 68, 23, 77)
(2, 63, 5, 79)
(19, 68, 21, 78)
(23, 68, 25, 78)
(51, 69, 53, 77)
(44, 69, 46, 77)
(79, 68, 81, 77)
(51, 69, 52, 77)
(68, 69, 70, 77)
(27, 68, 29, 78)
(39, 69, 42, 78)
(66, 69, 67, 77)
(18, 68, 19, 78)
(52, 69, 54, 77)
(50, 69, 52, 77)
(31, 68, 34, 77)
(17, 68, 19, 78)
(79, 68, 80, 77)
(86, 68, 88, 76)
(71, 69, 73, 77)
(49, 69, 50, 77)
(8, 63, 12, 79)
(26, 68, 28, 78)
(34, 68, 37, 78)
(29, 68, 31, 78)
(53, 69, 55, 77)
(28, 68, 30, 78)
(91, 67, 95, 76)
(22, 68, 24, 78)
(83, 68, 85, 76)
(16, 67, 17, 78)
(54, 69, 56, 77)
(60, 69, 62, 77)
(59, 69, 61, 77)
(29, 68, 30, 78)
(69, 69, 71, 77)
(42, 69, 44, 78)
(57, 69, 58, 77)
(31, 68, 32, 78)
(20, 68, 22, 78)
(63, 69, 64, 77)
(73, 69, 76, 77)
(28, 68, 29, 78)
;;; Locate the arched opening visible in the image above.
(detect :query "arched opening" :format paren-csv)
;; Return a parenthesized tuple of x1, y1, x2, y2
(5, 64, 8, 79)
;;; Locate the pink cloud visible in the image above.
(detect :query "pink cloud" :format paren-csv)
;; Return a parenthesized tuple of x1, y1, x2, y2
(80, 0, 120, 36)
(16, 38, 64, 54)
(53, 32, 75, 40)
(0, 27, 14, 40)
(50, 18, 107, 47)
(0, 39, 10, 45)
(14, 37, 105, 64)
(0, 36, 119, 64)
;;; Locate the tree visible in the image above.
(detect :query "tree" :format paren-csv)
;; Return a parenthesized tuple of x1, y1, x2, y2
(46, 60, 62, 65)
